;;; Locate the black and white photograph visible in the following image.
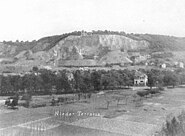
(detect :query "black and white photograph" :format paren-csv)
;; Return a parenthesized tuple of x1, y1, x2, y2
(0, 0, 185, 135)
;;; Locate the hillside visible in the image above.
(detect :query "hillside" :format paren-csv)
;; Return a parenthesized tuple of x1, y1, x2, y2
(130, 34, 185, 52)
(0, 30, 185, 69)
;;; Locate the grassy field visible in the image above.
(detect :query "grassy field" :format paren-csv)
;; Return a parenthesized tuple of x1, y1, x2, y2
(1, 87, 185, 136)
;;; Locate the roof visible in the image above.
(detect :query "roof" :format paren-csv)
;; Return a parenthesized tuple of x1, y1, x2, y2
(134, 71, 147, 78)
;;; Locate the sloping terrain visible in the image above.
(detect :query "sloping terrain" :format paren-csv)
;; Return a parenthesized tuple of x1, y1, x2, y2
(131, 34, 185, 52)
(0, 43, 17, 57)
(47, 34, 149, 66)
(98, 50, 132, 65)
(0, 31, 185, 69)
(172, 51, 185, 63)
(31, 31, 81, 52)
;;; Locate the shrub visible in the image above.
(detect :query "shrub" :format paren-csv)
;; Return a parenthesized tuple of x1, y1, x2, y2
(137, 88, 161, 98)
(149, 89, 160, 95)
(21, 93, 32, 101)
(137, 90, 150, 97)
(158, 86, 165, 91)
(155, 111, 185, 136)
(156, 117, 184, 136)
(31, 103, 46, 108)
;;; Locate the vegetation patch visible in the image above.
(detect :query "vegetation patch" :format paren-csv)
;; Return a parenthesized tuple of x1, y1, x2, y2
(30, 103, 46, 108)
(137, 88, 161, 98)
(155, 111, 185, 136)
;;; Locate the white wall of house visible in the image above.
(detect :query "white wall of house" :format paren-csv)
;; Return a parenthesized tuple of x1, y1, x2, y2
(174, 62, 184, 68)
(134, 75, 148, 86)
(160, 63, 166, 68)
(179, 62, 184, 68)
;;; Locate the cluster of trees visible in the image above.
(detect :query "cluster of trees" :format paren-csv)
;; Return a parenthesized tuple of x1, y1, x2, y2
(91, 30, 126, 35)
(0, 69, 135, 96)
(147, 69, 185, 89)
(2, 40, 37, 47)
(3, 30, 185, 54)
(0, 67, 185, 96)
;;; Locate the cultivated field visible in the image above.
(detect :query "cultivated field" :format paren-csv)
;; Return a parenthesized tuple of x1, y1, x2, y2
(1, 87, 185, 136)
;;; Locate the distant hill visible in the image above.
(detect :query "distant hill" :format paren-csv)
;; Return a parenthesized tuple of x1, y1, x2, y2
(0, 30, 185, 68)
(129, 34, 185, 52)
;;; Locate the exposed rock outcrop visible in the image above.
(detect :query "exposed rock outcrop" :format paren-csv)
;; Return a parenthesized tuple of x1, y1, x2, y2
(47, 34, 149, 66)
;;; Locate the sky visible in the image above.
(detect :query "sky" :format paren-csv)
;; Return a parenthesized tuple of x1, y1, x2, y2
(0, 0, 185, 41)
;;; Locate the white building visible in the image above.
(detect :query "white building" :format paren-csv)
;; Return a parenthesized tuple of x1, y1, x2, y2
(174, 62, 184, 68)
(179, 62, 184, 68)
(160, 63, 166, 69)
(134, 71, 148, 86)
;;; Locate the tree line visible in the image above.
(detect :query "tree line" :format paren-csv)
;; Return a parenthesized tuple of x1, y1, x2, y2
(0, 68, 185, 96)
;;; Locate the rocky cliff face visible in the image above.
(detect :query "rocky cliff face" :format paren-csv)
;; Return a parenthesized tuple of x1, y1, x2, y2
(1, 31, 185, 68)
(0, 33, 150, 66)
(48, 34, 149, 62)
(56, 34, 149, 52)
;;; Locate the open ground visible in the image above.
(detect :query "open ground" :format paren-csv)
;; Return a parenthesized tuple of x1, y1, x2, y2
(0, 87, 185, 136)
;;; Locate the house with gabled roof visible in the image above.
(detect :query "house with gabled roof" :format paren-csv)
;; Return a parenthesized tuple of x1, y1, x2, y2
(134, 71, 148, 86)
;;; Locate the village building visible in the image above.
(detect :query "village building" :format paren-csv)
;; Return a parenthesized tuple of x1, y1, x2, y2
(174, 61, 178, 66)
(160, 63, 166, 69)
(129, 52, 150, 65)
(134, 71, 148, 86)
(148, 61, 155, 66)
(174, 62, 184, 68)
(93, 55, 99, 60)
(66, 71, 74, 81)
(179, 62, 184, 68)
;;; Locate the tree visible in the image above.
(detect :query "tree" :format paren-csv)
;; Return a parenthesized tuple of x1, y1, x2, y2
(100, 70, 120, 90)
(121, 69, 134, 87)
(100, 73, 110, 90)
(9, 75, 22, 93)
(83, 71, 93, 92)
(147, 69, 163, 89)
(22, 74, 36, 93)
(39, 69, 57, 94)
(32, 66, 39, 72)
(91, 71, 102, 91)
(56, 71, 71, 94)
(163, 71, 179, 88)
(108, 71, 120, 90)
(1, 76, 13, 95)
(73, 70, 91, 93)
